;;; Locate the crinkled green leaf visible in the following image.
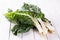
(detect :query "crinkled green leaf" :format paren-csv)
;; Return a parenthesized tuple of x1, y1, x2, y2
(11, 24, 34, 35)
(22, 3, 41, 13)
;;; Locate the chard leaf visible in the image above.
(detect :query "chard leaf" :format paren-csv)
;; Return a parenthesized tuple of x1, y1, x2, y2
(11, 24, 34, 35)
(22, 3, 41, 13)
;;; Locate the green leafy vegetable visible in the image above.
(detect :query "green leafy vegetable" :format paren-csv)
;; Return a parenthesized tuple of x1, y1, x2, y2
(4, 3, 54, 36)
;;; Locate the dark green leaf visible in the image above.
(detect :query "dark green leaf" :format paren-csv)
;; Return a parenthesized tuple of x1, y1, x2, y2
(11, 24, 34, 35)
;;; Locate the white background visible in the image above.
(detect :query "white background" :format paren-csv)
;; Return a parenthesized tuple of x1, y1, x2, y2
(0, 0, 60, 40)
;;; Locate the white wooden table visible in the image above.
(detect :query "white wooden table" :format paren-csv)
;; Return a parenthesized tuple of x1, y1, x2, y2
(0, 0, 60, 40)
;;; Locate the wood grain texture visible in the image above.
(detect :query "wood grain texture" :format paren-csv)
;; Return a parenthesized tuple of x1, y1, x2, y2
(23, 29, 34, 40)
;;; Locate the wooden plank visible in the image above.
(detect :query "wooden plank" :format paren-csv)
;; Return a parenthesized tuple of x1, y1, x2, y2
(46, 25, 60, 40)
(33, 30, 41, 40)
(33, 30, 48, 40)
(53, 21, 60, 39)
(0, 14, 10, 40)
(47, 32, 60, 40)
(23, 29, 34, 40)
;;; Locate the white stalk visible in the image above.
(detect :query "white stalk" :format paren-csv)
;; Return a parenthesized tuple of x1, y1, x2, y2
(37, 18, 48, 35)
(31, 18, 44, 35)
(44, 21, 55, 33)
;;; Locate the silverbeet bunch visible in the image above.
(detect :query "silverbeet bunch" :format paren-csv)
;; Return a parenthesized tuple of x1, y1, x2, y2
(4, 3, 55, 36)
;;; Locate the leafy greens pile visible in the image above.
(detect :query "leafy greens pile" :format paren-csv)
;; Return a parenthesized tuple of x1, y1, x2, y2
(4, 3, 54, 36)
